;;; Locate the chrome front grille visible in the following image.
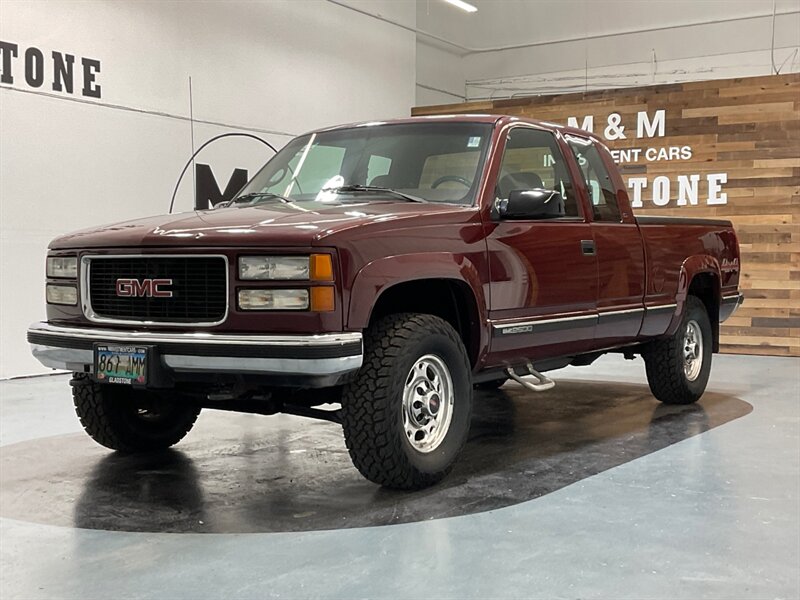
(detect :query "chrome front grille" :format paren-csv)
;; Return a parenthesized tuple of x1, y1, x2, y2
(82, 255, 228, 325)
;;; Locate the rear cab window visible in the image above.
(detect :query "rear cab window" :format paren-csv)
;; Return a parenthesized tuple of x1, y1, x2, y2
(566, 136, 621, 222)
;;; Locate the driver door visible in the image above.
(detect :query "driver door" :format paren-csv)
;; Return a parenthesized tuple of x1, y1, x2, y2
(485, 126, 598, 363)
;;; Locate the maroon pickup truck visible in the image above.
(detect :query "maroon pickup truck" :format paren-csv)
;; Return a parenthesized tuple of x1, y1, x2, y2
(28, 115, 743, 489)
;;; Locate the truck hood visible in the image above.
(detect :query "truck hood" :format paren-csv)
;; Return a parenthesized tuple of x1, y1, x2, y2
(49, 200, 470, 249)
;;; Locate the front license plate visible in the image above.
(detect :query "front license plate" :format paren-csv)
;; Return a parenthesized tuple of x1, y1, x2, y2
(94, 344, 148, 385)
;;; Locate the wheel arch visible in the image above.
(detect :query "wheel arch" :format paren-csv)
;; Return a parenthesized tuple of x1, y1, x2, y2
(676, 255, 722, 352)
(347, 253, 488, 369)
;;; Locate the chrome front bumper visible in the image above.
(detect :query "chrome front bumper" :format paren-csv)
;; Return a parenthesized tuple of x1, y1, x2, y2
(27, 322, 363, 383)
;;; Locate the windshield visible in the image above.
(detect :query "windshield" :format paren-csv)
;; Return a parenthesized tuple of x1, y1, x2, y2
(235, 122, 493, 206)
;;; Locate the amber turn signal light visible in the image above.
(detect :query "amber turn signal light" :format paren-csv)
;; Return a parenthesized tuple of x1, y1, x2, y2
(310, 286, 335, 312)
(310, 254, 334, 281)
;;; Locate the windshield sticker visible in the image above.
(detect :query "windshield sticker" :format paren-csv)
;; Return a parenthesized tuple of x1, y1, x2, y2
(467, 136, 482, 148)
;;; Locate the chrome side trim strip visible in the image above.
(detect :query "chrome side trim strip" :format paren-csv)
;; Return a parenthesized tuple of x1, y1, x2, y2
(80, 254, 230, 328)
(491, 304, 678, 332)
(28, 322, 361, 346)
(492, 315, 596, 336)
(491, 313, 597, 336)
(597, 307, 647, 324)
(490, 312, 596, 330)
(491, 303, 682, 336)
(644, 303, 678, 312)
(599, 308, 644, 316)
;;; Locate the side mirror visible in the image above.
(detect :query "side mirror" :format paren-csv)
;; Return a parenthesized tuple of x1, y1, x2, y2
(497, 188, 565, 220)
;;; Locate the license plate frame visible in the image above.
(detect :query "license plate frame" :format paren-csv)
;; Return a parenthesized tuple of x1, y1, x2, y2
(94, 344, 150, 385)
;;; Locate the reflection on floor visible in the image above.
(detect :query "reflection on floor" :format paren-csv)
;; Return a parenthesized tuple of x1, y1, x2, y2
(1, 354, 798, 599)
(1, 381, 750, 533)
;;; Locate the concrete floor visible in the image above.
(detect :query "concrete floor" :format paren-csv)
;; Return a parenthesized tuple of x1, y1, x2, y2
(0, 354, 798, 599)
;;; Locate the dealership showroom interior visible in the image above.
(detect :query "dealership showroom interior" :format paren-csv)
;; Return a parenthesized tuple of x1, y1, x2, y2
(1, 0, 800, 598)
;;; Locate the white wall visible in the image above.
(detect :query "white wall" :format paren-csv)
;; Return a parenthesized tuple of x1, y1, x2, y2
(0, 0, 416, 377)
(416, 42, 464, 106)
(4, 0, 800, 377)
(415, 0, 800, 102)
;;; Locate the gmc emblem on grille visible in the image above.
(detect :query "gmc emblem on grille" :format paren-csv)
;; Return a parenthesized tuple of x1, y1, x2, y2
(115, 278, 174, 298)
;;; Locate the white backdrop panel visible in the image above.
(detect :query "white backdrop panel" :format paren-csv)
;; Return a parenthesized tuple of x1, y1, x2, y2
(0, 0, 416, 377)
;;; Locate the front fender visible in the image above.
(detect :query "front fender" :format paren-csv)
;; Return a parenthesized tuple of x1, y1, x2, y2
(347, 251, 488, 329)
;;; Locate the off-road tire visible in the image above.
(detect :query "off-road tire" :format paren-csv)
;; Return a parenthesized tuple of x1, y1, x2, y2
(71, 373, 201, 452)
(475, 377, 507, 390)
(644, 295, 713, 405)
(340, 313, 472, 490)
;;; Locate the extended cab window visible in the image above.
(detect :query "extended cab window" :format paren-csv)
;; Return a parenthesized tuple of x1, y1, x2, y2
(496, 128, 580, 217)
(566, 137, 621, 222)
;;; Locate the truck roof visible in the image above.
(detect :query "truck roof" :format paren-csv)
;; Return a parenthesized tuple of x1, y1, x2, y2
(309, 114, 600, 141)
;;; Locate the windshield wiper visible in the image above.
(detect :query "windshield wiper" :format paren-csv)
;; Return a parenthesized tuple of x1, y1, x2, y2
(325, 185, 427, 203)
(226, 192, 294, 206)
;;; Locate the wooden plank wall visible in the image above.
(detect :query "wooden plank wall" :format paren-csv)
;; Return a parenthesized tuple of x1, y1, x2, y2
(412, 73, 800, 356)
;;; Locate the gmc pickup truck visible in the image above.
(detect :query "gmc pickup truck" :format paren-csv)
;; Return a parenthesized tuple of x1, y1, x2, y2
(28, 115, 743, 489)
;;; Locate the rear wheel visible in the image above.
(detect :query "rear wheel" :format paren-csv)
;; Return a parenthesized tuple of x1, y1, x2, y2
(71, 374, 201, 452)
(644, 295, 713, 405)
(340, 313, 472, 490)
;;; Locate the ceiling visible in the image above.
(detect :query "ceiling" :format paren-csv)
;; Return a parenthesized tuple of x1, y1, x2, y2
(415, 0, 800, 53)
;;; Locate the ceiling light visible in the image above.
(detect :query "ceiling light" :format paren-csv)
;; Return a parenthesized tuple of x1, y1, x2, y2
(442, 0, 477, 13)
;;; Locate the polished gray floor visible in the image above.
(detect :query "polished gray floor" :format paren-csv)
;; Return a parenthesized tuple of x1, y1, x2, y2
(1, 354, 798, 599)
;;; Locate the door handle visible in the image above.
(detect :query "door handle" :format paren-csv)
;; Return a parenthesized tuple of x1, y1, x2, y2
(581, 240, 596, 256)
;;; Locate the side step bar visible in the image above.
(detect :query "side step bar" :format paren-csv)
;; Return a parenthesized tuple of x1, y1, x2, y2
(505, 362, 556, 392)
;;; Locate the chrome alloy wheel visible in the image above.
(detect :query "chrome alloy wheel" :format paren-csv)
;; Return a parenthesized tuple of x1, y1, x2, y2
(683, 319, 704, 382)
(402, 354, 454, 453)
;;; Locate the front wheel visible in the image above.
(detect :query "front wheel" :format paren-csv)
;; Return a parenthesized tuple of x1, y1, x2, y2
(340, 313, 472, 490)
(644, 295, 713, 405)
(71, 374, 201, 452)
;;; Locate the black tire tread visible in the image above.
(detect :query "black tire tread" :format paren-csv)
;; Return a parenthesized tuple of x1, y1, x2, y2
(340, 313, 470, 490)
(644, 296, 711, 405)
(71, 373, 200, 452)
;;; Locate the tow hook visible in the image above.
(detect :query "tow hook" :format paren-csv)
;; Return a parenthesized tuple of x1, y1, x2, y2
(505, 362, 556, 392)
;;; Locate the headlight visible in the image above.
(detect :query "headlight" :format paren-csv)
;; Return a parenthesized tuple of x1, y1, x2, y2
(239, 256, 310, 280)
(46, 284, 78, 305)
(238, 289, 309, 310)
(46, 256, 78, 278)
(238, 254, 333, 281)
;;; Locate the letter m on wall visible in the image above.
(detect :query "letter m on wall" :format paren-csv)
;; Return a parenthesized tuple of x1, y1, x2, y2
(195, 164, 249, 209)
